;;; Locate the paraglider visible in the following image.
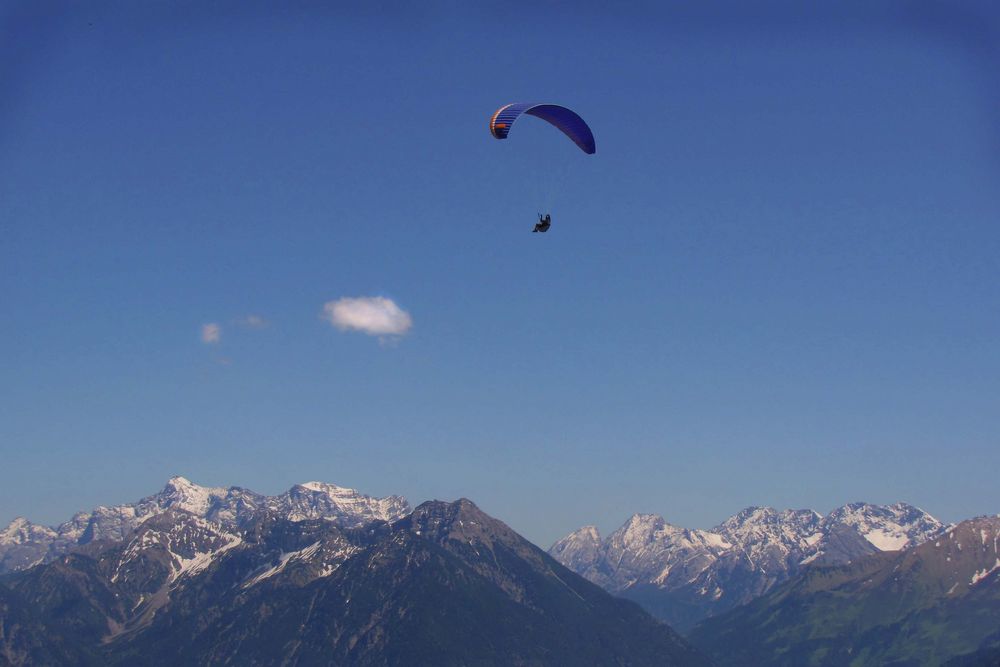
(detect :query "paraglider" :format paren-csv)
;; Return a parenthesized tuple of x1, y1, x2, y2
(489, 102, 594, 232)
(489, 103, 596, 154)
(533, 214, 551, 233)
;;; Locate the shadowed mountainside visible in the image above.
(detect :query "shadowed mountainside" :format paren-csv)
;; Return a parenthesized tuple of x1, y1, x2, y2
(1, 499, 708, 666)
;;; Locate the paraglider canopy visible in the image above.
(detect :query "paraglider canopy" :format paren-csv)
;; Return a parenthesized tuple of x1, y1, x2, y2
(490, 103, 596, 154)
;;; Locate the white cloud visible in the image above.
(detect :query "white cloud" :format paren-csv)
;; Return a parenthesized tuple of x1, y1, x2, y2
(201, 323, 221, 344)
(321, 296, 412, 337)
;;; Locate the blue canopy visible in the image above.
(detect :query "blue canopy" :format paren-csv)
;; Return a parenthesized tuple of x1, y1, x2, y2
(489, 103, 596, 154)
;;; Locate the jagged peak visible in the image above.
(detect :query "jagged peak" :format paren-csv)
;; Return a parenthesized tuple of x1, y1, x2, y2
(734, 505, 778, 518)
(1, 517, 31, 537)
(1, 517, 58, 546)
(162, 475, 225, 494)
(550, 525, 599, 546)
(714, 506, 780, 530)
(297, 481, 350, 493)
(407, 499, 502, 535)
(412, 497, 483, 516)
(158, 476, 228, 516)
(399, 499, 531, 555)
(607, 513, 690, 549)
(825, 501, 942, 527)
(827, 500, 920, 516)
(888, 501, 932, 514)
(573, 525, 601, 541)
(618, 513, 669, 532)
(821, 502, 944, 551)
(715, 506, 820, 531)
(288, 482, 408, 513)
(0, 477, 412, 575)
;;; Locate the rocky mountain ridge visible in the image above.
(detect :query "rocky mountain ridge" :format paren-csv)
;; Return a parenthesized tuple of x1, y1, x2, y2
(0, 476, 409, 574)
(0, 499, 707, 666)
(689, 514, 1000, 666)
(549, 501, 945, 630)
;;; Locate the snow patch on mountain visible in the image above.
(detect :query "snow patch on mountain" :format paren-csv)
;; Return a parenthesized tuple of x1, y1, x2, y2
(864, 529, 909, 551)
(110, 513, 244, 585)
(244, 541, 323, 587)
(970, 559, 1000, 586)
(171, 533, 243, 582)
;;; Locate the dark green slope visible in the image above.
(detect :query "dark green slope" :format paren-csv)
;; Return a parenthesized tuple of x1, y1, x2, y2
(689, 516, 1000, 667)
(944, 639, 1000, 667)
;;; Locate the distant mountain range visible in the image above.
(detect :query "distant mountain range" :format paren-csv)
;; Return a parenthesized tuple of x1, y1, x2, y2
(3, 478, 998, 666)
(549, 502, 945, 630)
(688, 515, 1000, 665)
(0, 479, 705, 666)
(0, 476, 410, 574)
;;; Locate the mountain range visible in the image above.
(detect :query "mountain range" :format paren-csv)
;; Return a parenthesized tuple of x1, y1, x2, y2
(4, 477, 998, 666)
(0, 479, 705, 666)
(0, 476, 409, 574)
(548, 502, 945, 630)
(688, 515, 1000, 665)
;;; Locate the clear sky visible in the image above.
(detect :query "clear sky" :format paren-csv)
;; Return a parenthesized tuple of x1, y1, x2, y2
(2, 1, 999, 547)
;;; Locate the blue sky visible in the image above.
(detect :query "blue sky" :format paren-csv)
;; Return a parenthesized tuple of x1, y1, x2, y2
(2, 1, 999, 546)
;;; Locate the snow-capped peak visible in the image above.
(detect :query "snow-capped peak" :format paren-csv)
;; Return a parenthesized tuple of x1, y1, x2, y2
(281, 481, 409, 525)
(1, 517, 57, 545)
(617, 513, 671, 542)
(1, 517, 30, 541)
(549, 525, 603, 573)
(824, 501, 944, 551)
(1, 477, 411, 575)
(552, 525, 601, 545)
(161, 476, 228, 515)
(298, 481, 347, 493)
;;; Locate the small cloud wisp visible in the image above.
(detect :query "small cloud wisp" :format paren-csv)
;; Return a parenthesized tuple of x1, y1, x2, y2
(201, 323, 221, 344)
